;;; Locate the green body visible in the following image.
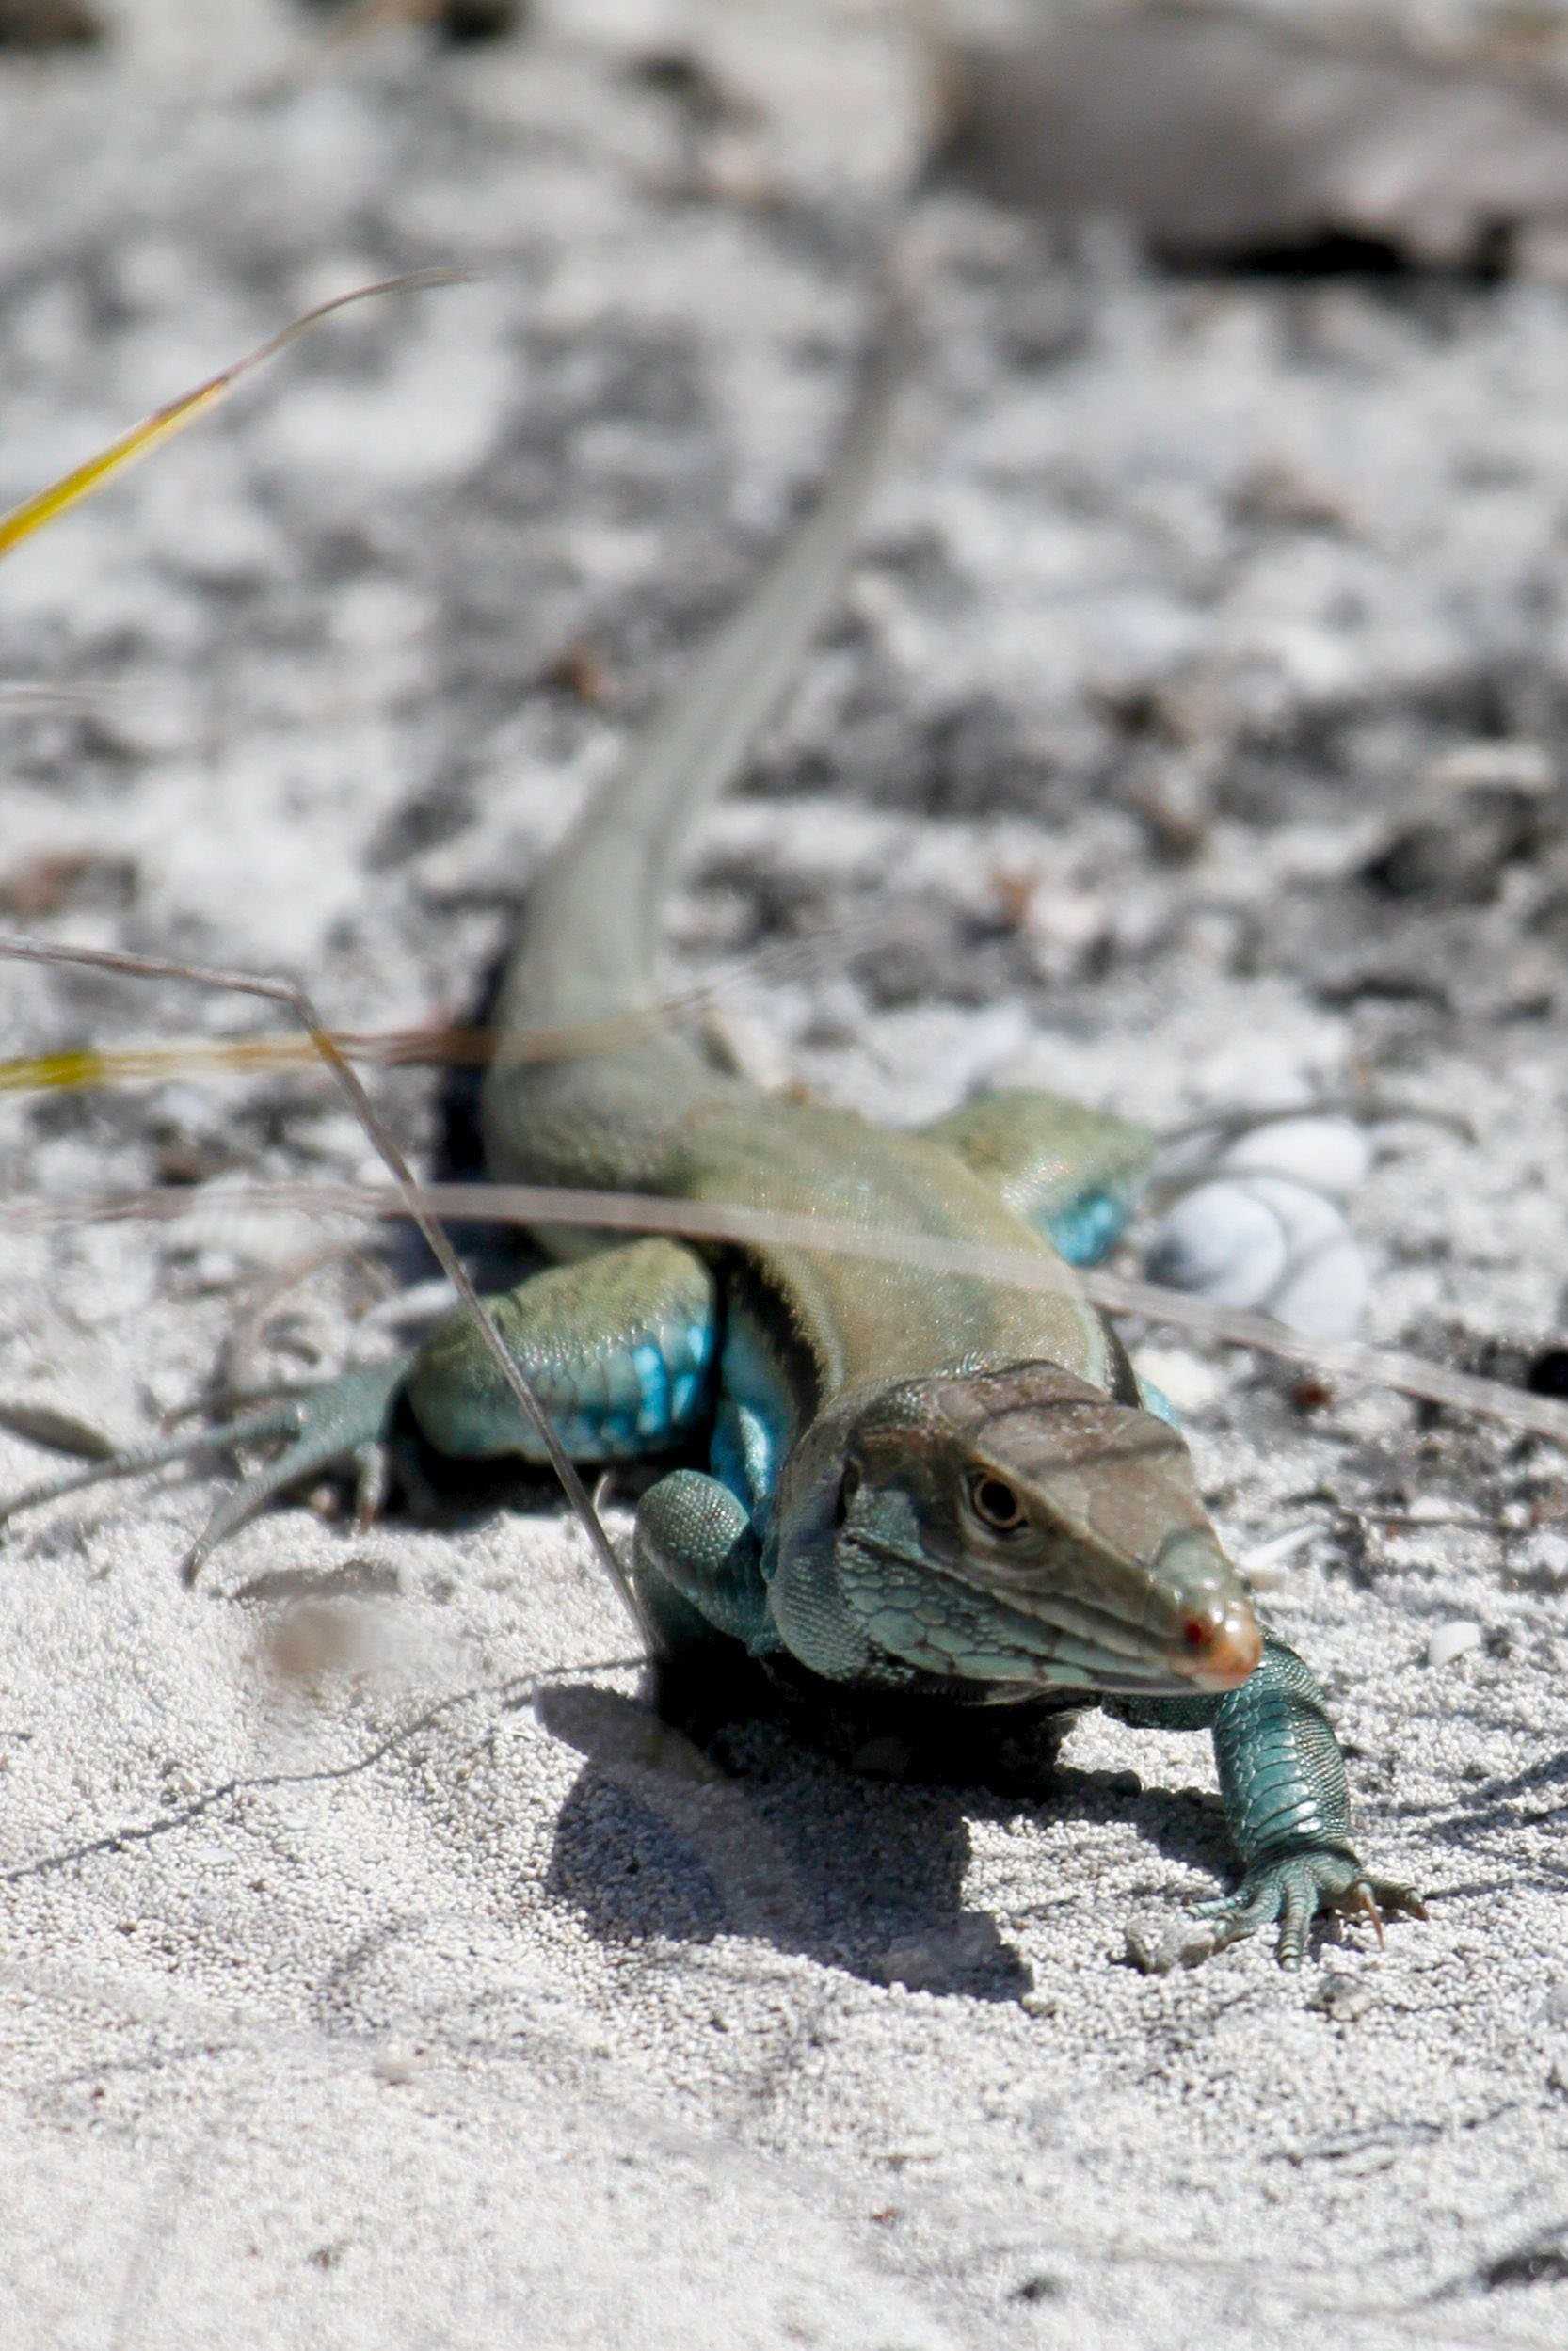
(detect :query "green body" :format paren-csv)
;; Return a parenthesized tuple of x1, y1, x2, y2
(3, 303, 1419, 1968)
(388, 307, 1416, 1966)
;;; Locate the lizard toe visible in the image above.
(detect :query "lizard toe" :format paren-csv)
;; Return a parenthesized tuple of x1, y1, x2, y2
(178, 1361, 409, 1583)
(1190, 1845, 1421, 1969)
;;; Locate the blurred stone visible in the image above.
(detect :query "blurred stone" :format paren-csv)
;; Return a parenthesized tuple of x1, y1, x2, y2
(0, 0, 102, 44)
(940, 9, 1568, 276)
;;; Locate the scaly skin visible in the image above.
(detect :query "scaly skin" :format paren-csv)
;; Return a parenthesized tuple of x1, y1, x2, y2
(0, 283, 1421, 1967)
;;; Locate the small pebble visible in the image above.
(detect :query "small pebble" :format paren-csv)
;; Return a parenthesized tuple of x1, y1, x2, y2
(1227, 1175, 1348, 1262)
(1265, 1228, 1369, 1340)
(1309, 1972, 1375, 2022)
(1130, 1344, 1224, 1415)
(1124, 1919, 1219, 1975)
(1144, 1181, 1289, 1303)
(1427, 1620, 1484, 1669)
(1243, 1521, 1319, 1591)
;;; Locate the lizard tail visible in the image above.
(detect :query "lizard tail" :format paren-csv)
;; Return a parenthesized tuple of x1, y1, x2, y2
(488, 270, 913, 1064)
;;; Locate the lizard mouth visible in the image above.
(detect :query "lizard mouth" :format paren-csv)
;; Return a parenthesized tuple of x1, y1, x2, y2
(837, 1527, 1260, 1698)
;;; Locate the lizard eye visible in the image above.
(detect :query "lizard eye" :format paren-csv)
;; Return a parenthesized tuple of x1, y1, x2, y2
(967, 1471, 1028, 1535)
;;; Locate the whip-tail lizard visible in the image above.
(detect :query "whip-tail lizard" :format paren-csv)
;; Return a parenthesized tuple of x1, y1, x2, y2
(0, 294, 1422, 1971)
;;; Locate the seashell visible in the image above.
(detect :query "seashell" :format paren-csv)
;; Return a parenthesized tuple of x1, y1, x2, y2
(1143, 1175, 1368, 1337)
(1219, 1114, 1370, 1199)
(1143, 1180, 1290, 1306)
(1265, 1228, 1369, 1339)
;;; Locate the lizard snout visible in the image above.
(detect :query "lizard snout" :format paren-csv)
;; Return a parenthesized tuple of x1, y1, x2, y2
(1152, 1531, 1262, 1691)
(1170, 1595, 1262, 1690)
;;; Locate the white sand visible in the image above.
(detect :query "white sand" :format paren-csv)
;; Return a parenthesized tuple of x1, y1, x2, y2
(2, 6, 1567, 2345)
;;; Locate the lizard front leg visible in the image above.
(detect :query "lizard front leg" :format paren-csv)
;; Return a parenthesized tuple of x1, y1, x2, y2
(629, 1467, 782, 1742)
(632, 1469, 771, 1654)
(1107, 1634, 1425, 1969)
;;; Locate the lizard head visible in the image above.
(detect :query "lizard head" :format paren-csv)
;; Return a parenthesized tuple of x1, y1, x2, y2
(768, 1362, 1260, 1699)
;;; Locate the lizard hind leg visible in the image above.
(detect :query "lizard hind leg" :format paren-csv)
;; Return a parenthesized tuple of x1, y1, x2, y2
(0, 932, 645, 1624)
(920, 1090, 1158, 1267)
(1, 1241, 722, 1581)
(0, 1357, 411, 1583)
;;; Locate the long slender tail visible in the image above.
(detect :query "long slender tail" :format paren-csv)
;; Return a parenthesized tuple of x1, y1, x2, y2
(490, 275, 914, 1052)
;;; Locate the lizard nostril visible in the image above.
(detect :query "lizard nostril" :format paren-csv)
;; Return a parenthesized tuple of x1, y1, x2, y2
(1177, 1605, 1263, 1687)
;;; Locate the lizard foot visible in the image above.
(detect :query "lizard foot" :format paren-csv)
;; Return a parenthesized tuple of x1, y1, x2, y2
(0, 1359, 408, 1584)
(1127, 1847, 1427, 1975)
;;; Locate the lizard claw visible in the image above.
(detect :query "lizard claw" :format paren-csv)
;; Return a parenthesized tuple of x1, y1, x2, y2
(0, 1361, 408, 1583)
(1188, 1846, 1426, 1970)
(1341, 1877, 1386, 1949)
(1128, 1850, 1425, 1975)
(175, 1362, 408, 1582)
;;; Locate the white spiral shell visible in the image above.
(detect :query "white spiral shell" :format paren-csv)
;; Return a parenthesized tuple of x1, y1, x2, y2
(1218, 1114, 1370, 1199)
(1143, 1146, 1369, 1340)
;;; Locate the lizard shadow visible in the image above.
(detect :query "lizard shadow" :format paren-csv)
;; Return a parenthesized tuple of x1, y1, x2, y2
(1386, 1742, 1568, 1842)
(536, 1677, 1239, 2000)
(399, 949, 1246, 1983)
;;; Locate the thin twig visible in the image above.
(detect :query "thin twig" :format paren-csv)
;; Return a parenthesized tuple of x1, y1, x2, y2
(9, 1161, 1567, 1447)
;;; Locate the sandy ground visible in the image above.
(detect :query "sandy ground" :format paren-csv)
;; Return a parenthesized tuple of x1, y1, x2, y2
(2, 3, 1568, 2345)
